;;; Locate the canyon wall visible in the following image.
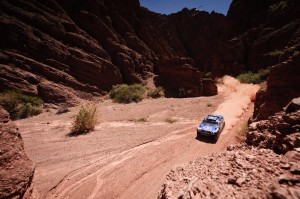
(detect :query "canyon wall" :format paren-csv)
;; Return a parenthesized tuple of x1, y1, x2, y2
(0, 0, 299, 103)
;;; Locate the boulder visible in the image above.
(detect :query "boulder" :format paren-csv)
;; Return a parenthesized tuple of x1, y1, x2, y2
(0, 108, 35, 198)
(285, 97, 300, 113)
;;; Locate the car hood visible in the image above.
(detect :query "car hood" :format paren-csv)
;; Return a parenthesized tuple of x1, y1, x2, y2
(198, 123, 219, 132)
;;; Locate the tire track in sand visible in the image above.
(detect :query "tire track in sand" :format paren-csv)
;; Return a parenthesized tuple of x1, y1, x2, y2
(46, 126, 196, 199)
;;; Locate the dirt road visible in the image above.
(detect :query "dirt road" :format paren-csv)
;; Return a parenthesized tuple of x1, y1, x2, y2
(16, 94, 253, 199)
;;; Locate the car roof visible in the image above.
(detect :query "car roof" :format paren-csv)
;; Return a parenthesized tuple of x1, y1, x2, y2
(205, 114, 223, 121)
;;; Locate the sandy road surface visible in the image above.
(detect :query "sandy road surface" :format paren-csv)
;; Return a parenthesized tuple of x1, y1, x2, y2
(16, 95, 252, 199)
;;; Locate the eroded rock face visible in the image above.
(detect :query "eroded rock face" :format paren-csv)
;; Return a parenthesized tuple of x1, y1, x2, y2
(158, 145, 300, 199)
(0, 0, 123, 104)
(247, 98, 300, 154)
(0, 107, 35, 198)
(155, 57, 203, 97)
(202, 79, 218, 96)
(1, 0, 299, 104)
(253, 53, 300, 121)
(226, 0, 300, 71)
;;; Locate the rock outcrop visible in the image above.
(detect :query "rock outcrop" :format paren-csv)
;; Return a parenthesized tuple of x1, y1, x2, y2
(155, 57, 203, 97)
(158, 145, 300, 199)
(253, 52, 300, 121)
(247, 97, 300, 154)
(0, 107, 35, 198)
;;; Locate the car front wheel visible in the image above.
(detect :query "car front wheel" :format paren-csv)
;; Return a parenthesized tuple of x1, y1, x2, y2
(213, 131, 220, 143)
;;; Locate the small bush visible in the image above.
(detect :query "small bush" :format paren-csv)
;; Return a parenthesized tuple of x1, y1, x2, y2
(237, 72, 261, 84)
(0, 90, 43, 120)
(265, 49, 284, 57)
(257, 68, 270, 80)
(178, 87, 187, 98)
(147, 87, 165, 98)
(136, 117, 148, 122)
(165, 117, 177, 124)
(236, 123, 249, 142)
(269, 1, 289, 12)
(207, 103, 213, 107)
(204, 72, 212, 78)
(70, 104, 98, 135)
(237, 68, 270, 84)
(110, 84, 145, 103)
(19, 103, 42, 119)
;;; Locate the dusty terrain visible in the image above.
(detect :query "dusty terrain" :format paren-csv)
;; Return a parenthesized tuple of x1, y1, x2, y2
(15, 80, 255, 199)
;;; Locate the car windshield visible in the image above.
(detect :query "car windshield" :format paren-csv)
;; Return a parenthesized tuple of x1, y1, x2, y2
(203, 119, 218, 125)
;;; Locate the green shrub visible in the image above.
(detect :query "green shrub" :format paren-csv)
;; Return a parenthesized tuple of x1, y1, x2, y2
(110, 84, 145, 103)
(147, 87, 165, 99)
(19, 103, 42, 119)
(70, 104, 98, 135)
(0, 90, 43, 120)
(257, 68, 270, 80)
(237, 68, 270, 84)
(237, 72, 261, 84)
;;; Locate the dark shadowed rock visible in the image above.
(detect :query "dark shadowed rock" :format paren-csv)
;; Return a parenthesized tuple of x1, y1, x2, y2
(1, 0, 299, 103)
(286, 97, 300, 113)
(202, 79, 218, 96)
(253, 53, 300, 121)
(155, 57, 203, 97)
(227, 0, 300, 71)
(0, 108, 35, 198)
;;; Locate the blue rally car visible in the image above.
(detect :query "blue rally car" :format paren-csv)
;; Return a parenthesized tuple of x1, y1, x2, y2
(196, 114, 225, 142)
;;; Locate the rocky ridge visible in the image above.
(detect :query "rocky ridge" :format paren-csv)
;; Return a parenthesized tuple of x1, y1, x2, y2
(158, 145, 300, 199)
(1, 0, 299, 104)
(247, 97, 300, 154)
(0, 107, 35, 198)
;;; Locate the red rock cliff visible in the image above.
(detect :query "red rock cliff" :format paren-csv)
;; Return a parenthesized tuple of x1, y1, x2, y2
(0, 0, 299, 103)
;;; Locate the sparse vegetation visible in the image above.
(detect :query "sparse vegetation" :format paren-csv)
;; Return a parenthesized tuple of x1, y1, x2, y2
(165, 117, 177, 124)
(70, 104, 98, 135)
(110, 84, 145, 103)
(236, 123, 249, 142)
(147, 87, 165, 98)
(204, 72, 212, 78)
(136, 117, 148, 122)
(178, 87, 187, 98)
(0, 90, 43, 120)
(207, 103, 213, 107)
(265, 47, 296, 57)
(236, 68, 270, 84)
(269, 1, 289, 12)
(265, 49, 285, 57)
(56, 105, 70, 115)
